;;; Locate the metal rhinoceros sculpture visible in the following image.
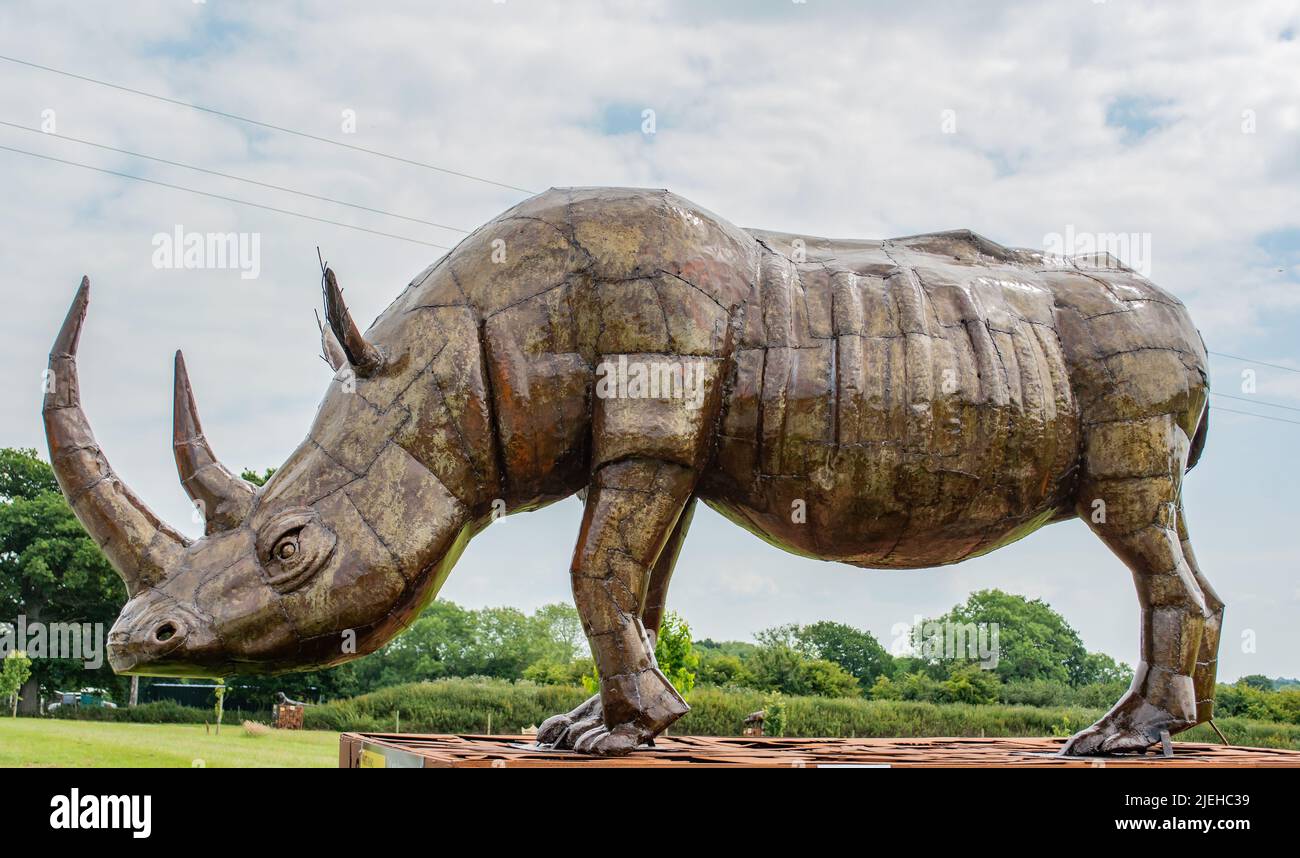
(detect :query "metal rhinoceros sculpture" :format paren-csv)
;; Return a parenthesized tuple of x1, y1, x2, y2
(44, 187, 1218, 756)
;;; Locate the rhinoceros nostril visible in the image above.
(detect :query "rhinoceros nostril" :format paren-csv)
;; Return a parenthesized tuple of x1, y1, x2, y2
(154, 621, 179, 642)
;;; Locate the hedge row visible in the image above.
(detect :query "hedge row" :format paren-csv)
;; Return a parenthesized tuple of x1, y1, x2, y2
(303, 677, 589, 733)
(46, 699, 270, 724)
(43, 680, 1300, 750)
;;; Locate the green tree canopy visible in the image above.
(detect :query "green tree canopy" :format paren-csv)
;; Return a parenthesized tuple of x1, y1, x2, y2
(918, 589, 1090, 685)
(1239, 674, 1275, 692)
(939, 663, 1001, 704)
(747, 632, 861, 698)
(0, 448, 128, 712)
(793, 620, 894, 688)
(1076, 651, 1133, 685)
(653, 610, 699, 696)
(239, 467, 276, 486)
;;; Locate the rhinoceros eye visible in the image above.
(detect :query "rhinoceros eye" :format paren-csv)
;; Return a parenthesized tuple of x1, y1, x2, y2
(256, 509, 336, 593)
(275, 536, 299, 562)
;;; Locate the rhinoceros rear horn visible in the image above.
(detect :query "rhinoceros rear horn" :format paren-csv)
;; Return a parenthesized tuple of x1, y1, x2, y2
(43, 277, 188, 596)
(173, 350, 256, 534)
(322, 267, 384, 376)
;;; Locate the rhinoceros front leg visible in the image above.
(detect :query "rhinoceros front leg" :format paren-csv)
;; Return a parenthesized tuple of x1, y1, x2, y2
(541, 458, 695, 755)
(537, 497, 696, 748)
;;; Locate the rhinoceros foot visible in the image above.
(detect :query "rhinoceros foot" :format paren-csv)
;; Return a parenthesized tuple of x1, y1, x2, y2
(1060, 686, 1197, 756)
(536, 692, 602, 748)
(537, 669, 688, 756)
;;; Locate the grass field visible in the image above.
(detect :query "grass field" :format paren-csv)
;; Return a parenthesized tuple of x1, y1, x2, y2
(10, 676, 1300, 766)
(0, 719, 338, 768)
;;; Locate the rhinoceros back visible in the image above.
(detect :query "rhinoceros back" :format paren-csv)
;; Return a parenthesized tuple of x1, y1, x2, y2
(380, 190, 1206, 568)
(701, 227, 1206, 569)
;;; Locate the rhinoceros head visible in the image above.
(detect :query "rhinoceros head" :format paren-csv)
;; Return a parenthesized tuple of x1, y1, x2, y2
(44, 273, 472, 677)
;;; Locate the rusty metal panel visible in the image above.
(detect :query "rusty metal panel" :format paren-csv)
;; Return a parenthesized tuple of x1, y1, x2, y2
(338, 734, 1300, 769)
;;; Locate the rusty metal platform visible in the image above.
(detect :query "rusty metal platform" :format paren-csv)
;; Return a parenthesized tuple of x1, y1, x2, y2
(339, 733, 1300, 768)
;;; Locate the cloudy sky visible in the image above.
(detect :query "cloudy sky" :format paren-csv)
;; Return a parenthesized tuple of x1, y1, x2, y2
(2, 0, 1298, 680)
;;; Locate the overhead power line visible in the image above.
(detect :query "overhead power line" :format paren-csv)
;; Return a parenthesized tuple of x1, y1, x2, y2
(6, 55, 1300, 400)
(1211, 392, 1300, 414)
(0, 53, 538, 195)
(0, 144, 452, 249)
(1211, 406, 1300, 427)
(0, 119, 469, 234)
(1209, 350, 1300, 375)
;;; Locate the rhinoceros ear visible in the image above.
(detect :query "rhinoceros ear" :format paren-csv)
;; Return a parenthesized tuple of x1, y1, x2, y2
(322, 267, 385, 377)
(316, 311, 348, 372)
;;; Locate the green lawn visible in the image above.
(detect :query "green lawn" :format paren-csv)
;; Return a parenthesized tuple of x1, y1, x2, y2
(0, 719, 338, 768)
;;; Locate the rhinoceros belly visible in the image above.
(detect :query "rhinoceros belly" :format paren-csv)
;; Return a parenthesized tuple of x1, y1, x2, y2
(699, 231, 1083, 568)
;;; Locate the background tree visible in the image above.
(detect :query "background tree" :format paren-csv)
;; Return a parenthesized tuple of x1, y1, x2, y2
(896, 671, 943, 701)
(794, 620, 893, 689)
(653, 610, 699, 696)
(917, 589, 1089, 685)
(749, 626, 860, 697)
(1, 650, 32, 716)
(239, 467, 277, 486)
(0, 448, 128, 712)
(696, 652, 750, 687)
(1076, 651, 1133, 685)
(798, 658, 861, 697)
(1239, 674, 1276, 692)
(869, 674, 901, 699)
(939, 663, 1001, 704)
(532, 602, 585, 663)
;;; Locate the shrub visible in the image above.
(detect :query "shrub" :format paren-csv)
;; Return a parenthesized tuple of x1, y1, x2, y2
(46, 700, 270, 724)
(746, 645, 861, 697)
(1071, 680, 1131, 710)
(898, 672, 942, 702)
(696, 653, 750, 687)
(939, 664, 1000, 705)
(763, 692, 787, 737)
(801, 659, 861, 698)
(869, 675, 901, 700)
(304, 678, 589, 734)
(522, 658, 594, 687)
(252, 677, 1300, 751)
(999, 679, 1074, 707)
(654, 611, 699, 696)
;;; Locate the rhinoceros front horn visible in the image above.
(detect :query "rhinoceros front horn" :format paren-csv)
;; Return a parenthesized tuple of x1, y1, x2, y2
(173, 350, 256, 534)
(322, 266, 384, 376)
(43, 277, 189, 596)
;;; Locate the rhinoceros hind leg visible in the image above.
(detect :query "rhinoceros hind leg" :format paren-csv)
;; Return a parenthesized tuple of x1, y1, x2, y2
(641, 496, 696, 640)
(1062, 416, 1210, 756)
(1178, 505, 1225, 725)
